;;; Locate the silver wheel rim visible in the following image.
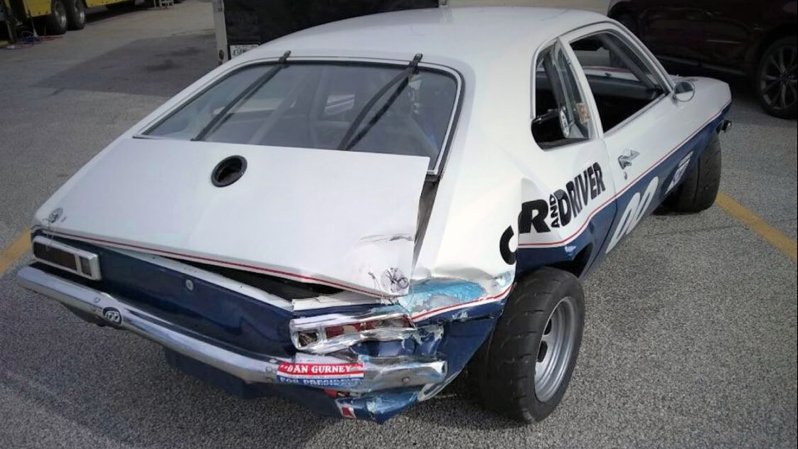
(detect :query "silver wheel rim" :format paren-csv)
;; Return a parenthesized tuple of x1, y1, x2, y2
(56, 2, 67, 28)
(534, 296, 578, 403)
(760, 44, 797, 112)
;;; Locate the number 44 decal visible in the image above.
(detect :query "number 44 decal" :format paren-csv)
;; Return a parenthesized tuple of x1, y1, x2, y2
(606, 153, 693, 254)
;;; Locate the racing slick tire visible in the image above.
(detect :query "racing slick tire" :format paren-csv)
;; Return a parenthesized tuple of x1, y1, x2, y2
(755, 36, 798, 119)
(44, 0, 69, 35)
(665, 134, 722, 213)
(469, 267, 585, 423)
(65, 0, 86, 31)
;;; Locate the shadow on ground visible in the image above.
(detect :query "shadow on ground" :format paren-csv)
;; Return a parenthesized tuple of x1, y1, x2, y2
(0, 275, 330, 448)
(36, 32, 216, 97)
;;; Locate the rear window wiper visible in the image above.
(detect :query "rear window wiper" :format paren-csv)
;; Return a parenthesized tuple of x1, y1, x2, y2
(337, 53, 423, 151)
(194, 51, 291, 141)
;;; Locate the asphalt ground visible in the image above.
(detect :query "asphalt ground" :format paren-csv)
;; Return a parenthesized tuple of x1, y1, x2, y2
(1, 1, 796, 448)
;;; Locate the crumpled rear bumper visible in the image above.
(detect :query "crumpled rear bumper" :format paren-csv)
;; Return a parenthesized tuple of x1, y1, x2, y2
(16, 266, 447, 395)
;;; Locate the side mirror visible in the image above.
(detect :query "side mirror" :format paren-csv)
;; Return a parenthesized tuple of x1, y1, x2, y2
(673, 80, 696, 103)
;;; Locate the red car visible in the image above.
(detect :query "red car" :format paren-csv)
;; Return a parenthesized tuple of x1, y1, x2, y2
(608, 0, 797, 118)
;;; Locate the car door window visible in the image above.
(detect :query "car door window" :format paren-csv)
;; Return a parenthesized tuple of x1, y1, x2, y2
(569, 32, 667, 132)
(532, 44, 594, 149)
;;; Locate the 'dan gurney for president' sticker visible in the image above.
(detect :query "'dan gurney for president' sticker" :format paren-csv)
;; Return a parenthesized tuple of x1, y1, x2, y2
(277, 362, 365, 388)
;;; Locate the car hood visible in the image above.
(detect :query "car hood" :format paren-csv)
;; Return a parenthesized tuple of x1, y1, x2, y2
(34, 138, 429, 297)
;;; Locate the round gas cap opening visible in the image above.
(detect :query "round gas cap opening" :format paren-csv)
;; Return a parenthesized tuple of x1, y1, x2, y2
(211, 155, 247, 187)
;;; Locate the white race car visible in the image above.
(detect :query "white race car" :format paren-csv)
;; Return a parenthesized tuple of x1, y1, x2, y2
(18, 7, 731, 423)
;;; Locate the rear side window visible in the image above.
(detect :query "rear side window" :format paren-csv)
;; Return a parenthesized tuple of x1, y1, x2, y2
(145, 62, 459, 173)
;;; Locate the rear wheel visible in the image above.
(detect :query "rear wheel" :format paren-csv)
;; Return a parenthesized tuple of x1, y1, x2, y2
(65, 0, 86, 30)
(756, 37, 797, 119)
(470, 267, 585, 422)
(665, 134, 722, 213)
(44, 0, 69, 35)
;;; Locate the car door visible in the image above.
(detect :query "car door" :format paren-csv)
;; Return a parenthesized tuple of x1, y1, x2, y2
(561, 25, 699, 255)
(699, 0, 757, 69)
(637, 0, 709, 63)
(519, 40, 618, 275)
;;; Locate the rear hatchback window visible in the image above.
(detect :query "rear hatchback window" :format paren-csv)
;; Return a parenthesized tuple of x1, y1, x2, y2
(145, 62, 459, 173)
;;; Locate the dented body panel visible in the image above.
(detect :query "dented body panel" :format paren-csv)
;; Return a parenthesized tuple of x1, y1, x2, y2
(34, 139, 429, 297)
(18, 7, 732, 423)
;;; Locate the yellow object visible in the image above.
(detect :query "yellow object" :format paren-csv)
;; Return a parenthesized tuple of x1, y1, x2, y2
(0, 231, 31, 277)
(2, 0, 136, 21)
(7, 0, 49, 18)
(716, 193, 797, 262)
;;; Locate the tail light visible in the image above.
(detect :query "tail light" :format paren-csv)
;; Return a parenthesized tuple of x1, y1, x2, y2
(32, 236, 102, 281)
(290, 310, 416, 354)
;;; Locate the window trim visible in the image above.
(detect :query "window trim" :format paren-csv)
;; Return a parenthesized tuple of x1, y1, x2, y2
(135, 57, 464, 177)
(563, 23, 675, 93)
(560, 23, 675, 136)
(530, 38, 601, 150)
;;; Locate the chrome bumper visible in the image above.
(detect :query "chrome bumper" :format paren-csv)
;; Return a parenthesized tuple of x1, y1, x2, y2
(17, 266, 446, 393)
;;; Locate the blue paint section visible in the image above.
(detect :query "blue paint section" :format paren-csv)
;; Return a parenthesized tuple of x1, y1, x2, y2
(351, 325, 445, 358)
(37, 234, 298, 356)
(399, 279, 486, 316)
(336, 391, 421, 423)
(597, 113, 725, 257)
(515, 110, 729, 279)
(32, 235, 504, 422)
(437, 316, 497, 380)
(163, 317, 497, 423)
(517, 203, 617, 277)
(336, 318, 498, 423)
(347, 317, 498, 422)
(399, 277, 511, 325)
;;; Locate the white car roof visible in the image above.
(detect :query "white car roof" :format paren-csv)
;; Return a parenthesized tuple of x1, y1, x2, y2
(224, 6, 615, 182)
(241, 7, 608, 66)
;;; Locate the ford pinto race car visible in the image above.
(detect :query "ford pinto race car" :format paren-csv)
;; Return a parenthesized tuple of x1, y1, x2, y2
(17, 7, 732, 423)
